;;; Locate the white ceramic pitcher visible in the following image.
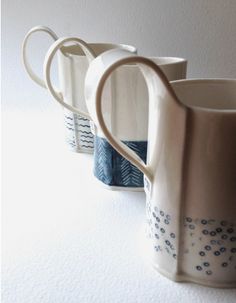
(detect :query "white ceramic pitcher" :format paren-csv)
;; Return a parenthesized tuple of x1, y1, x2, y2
(22, 26, 94, 152)
(85, 55, 186, 190)
(85, 49, 236, 288)
(43, 38, 137, 153)
(22, 26, 136, 152)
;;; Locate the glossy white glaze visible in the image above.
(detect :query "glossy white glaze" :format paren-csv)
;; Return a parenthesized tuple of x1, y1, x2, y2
(85, 51, 187, 141)
(85, 48, 236, 288)
(22, 26, 137, 153)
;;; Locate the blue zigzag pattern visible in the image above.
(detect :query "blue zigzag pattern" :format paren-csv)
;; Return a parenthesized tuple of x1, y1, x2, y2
(64, 112, 94, 151)
(94, 136, 147, 187)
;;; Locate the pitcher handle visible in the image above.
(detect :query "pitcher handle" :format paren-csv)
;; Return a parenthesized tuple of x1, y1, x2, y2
(85, 50, 181, 185)
(22, 25, 58, 88)
(44, 37, 96, 120)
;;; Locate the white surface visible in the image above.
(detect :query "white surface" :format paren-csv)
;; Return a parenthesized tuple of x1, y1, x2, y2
(2, 0, 236, 111)
(2, 110, 236, 302)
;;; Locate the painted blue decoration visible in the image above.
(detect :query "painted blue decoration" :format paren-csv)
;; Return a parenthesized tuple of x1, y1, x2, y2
(94, 136, 147, 187)
(64, 112, 94, 151)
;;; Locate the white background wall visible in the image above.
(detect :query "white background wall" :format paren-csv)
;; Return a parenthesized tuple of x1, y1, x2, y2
(2, 0, 236, 110)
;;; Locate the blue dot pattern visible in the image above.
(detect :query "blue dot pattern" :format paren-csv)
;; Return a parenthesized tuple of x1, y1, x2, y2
(147, 202, 236, 277)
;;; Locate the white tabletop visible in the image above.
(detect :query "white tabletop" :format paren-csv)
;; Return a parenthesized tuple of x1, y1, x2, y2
(2, 109, 236, 303)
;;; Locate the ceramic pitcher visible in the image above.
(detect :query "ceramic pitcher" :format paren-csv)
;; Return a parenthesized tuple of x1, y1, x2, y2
(88, 55, 186, 191)
(22, 26, 136, 152)
(60, 43, 185, 190)
(85, 48, 236, 288)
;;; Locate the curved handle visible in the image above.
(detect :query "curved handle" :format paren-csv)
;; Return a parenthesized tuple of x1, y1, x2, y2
(22, 25, 58, 88)
(44, 37, 97, 120)
(85, 49, 181, 184)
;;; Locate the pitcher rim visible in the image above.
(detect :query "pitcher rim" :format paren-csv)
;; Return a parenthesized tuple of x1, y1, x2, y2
(60, 43, 137, 57)
(171, 78, 236, 113)
(149, 56, 187, 65)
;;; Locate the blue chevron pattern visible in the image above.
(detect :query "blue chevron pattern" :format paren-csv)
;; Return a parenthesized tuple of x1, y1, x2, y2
(94, 136, 113, 185)
(64, 111, 94, 152)
(94, 136, 147, 187)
